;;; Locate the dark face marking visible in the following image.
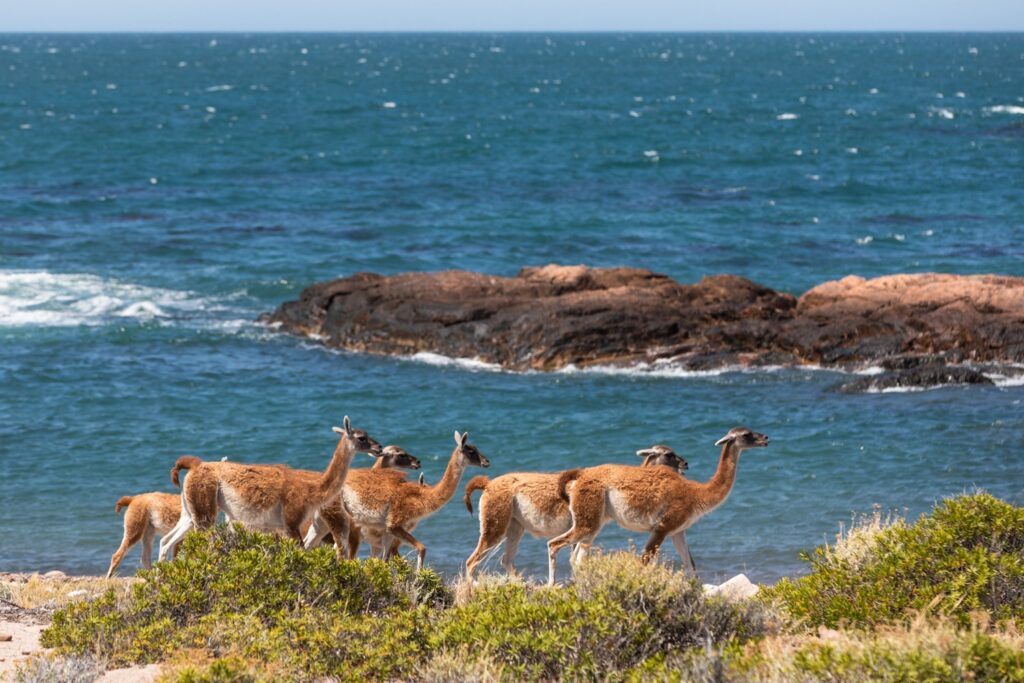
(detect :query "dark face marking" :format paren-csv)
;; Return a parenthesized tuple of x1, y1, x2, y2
(350, 427, 383, 455)
(382, 446, 421, 469)
(460, 441, 490, 468)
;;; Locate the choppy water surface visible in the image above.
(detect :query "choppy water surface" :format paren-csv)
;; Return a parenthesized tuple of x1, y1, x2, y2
(1, 33, 1022, 581)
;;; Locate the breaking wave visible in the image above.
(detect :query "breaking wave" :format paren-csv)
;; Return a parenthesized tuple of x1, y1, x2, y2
(0, 270, 250, 329)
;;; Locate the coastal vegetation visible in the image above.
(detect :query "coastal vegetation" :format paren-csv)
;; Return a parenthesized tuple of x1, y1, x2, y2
(30, 493, 1024, 682)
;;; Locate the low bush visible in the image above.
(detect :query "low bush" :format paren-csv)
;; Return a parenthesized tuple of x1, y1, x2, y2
(41, 527, 770, 681)
(763, 493, 1024, 629)
(41, 494, 1023, 681)
(42, 525, 448, 678)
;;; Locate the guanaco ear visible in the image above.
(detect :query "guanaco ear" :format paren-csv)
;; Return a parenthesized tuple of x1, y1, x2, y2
(715, 434, 734, 446)
(636, 448, 655, 458)
(332, 426, 344, 434)
(641, 454, 655, 467)
(454, 430, 462, 446)
(460, 431, 470, 447)
(343, 415, 352, 435)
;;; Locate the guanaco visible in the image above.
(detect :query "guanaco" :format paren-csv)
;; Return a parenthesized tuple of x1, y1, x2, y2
(106, 492, 181, 578)
(158, 416, 382, 561)
(305, 431, 489, 570)
(463, 445, 688, 579)
(546, 427, 768, 585)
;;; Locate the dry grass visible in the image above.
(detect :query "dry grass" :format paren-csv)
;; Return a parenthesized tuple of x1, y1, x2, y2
(450, 570, 531, 607)
(11, 653, 99, 683)
(726, 618, 1024, 683)
(0, 575, 134, 611)
(823, 505, 904, 572)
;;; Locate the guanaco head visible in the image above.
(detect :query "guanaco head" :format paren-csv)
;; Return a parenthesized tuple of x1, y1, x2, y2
(636, 444, 689, 473)
(453, 430, 490, 468)
(714, 427, 769, 452)
(332, 415, 384, 456)
(377, 445, 421, 470)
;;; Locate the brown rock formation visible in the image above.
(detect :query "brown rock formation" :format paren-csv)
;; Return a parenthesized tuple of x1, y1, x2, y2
(261, 266, 1024, 387)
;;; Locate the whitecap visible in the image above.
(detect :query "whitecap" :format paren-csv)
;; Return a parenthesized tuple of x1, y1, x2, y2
(403, 352, 504, 373)
(382, 101, 397, 109)
(204, 84, 233, 92)
(0, 270, 240, 329)
(932, 107, 955, 120)
(856, 235, 874, 245)
(776, 112, 799, 120)
(986, 105, 1024, 115)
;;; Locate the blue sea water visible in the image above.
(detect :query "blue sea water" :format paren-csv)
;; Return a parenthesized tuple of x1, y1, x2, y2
(1, 33, 1022, 582)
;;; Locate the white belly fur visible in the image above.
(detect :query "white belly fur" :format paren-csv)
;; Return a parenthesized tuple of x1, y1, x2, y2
(219, 484, 285, 532)
(513, 495, 571, 538)
(343, 489, 389, 529)
(606, 489, 665, 532)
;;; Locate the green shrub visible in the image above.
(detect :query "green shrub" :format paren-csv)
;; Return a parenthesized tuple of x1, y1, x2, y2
(42, 524, 449, 676)
(763, 494, 1024, 629)
(432, 553, 773, 680)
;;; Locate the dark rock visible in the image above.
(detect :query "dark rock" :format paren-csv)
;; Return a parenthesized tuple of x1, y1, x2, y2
(262, 266, 1024, 382)
(838, 364, 995, 393)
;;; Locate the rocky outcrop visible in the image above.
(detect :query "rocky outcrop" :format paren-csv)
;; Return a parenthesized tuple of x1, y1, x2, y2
(261, 266, 1024, 386)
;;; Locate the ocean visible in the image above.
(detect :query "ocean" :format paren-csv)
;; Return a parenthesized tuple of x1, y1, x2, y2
(1, 33, 1022, 582)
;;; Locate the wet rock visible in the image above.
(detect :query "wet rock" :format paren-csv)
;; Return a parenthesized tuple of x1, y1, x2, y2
(263, 267, 1024, 382)
(838, 364, 995, 393)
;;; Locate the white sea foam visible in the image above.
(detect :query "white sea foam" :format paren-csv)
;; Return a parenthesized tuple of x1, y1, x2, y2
(204, 84, 233, 92)
(865, 385, 928, 394)
(404, 352, 504, 373)
(932, 107, 955, 120)
(986, 105, 1024, 115)
(0, 270, 244, 329)
(776, 112, 799, 120)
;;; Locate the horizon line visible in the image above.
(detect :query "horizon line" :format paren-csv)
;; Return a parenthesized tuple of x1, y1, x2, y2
(2, 29, 1023, 34)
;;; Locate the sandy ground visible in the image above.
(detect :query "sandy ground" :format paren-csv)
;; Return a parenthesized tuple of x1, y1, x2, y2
(0, 573, 161, 682)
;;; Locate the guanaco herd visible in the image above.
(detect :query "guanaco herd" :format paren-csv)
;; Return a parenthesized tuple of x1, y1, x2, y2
(106, 417, 769, 585)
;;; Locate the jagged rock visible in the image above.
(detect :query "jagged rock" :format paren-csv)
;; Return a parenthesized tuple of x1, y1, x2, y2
(261, 267, 1024, 384)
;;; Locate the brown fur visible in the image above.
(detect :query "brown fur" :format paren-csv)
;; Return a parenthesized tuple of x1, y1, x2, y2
(171, 455, 202, 487)
(315, 431, 489, 570)
(300, 447, 421, 559)
(464, 447, 688, 579)
(157, 418, 382, 561)
(545, 427, 768, 584)
(106, 492, 181, 578)
(463, 475, 489, 514)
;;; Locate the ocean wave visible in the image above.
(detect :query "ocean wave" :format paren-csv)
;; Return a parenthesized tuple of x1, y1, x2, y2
(403, 352, 505, 373)
(986, 105, 1024, 116)
(0, 270, 250, 329)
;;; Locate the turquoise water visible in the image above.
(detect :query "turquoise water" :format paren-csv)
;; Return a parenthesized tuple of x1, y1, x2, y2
(1, 33, 1022, 582)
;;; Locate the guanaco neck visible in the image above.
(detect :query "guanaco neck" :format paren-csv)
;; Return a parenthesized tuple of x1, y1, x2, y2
(699, 442, 740, 510)
(371, 457, 387, 470)
(422, 446, 465, 512)
(315, 436, 356, 503)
